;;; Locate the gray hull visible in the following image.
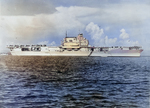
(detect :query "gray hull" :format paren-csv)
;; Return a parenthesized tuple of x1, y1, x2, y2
(91, 49, 143, 57)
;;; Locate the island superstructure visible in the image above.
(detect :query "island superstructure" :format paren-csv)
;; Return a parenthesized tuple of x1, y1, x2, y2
(7, 33, 143, 56)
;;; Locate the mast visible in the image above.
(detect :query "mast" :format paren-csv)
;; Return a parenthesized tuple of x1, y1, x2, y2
(66, 31, 67, 38)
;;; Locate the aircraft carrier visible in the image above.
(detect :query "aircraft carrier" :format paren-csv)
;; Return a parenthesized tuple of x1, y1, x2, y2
(7, 34, 143, 57)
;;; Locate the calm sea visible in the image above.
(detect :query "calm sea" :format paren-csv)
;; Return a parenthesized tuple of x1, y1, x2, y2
(0, 56, 149, 108)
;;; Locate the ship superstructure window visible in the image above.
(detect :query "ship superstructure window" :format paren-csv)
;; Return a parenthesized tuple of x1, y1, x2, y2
(37, 47, 41, 51)
(69, 40, 72, 42)
(33, 47, 41, 51)
(22, 48, 30, 51)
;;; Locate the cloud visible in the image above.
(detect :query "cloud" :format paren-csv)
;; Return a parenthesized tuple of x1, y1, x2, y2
(86, 22, 118, 46)
(0, 3, 150, 51)
(119, 29, 129, 39)
(104, 26, 110, 31)
(53, 6, 99, 35)
(0, 0, 56, 16)
(118, 28, 139, 46)
(105, 36, 117, 45)
(0, 15, 55, 41)
(118, 40, 139, 46)
(0, 14, 56, 52)
(38, 41, 49, 45)
(0, 6, 93, 51)
(52, 0, 129, 8)
(49, 41, 56, 46)
(86, 22, 139, 46)
(94, 4, 150, 25)
(85, 22, 104, 40)
(37, 41, 56, 46)
(54, 4, 150, 49)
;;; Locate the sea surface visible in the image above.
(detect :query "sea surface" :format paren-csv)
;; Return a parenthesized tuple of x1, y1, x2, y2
(0, 56, 149, 108)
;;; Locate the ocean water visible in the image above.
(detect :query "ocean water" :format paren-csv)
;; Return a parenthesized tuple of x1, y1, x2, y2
(0, 56, 149, 108)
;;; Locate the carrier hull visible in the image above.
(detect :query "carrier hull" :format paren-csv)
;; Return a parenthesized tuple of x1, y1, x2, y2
(10, 47, 143, 57)
(10, 47, 91, 56)
(91, 50, 143, 57)
(90, 47, 143, 57)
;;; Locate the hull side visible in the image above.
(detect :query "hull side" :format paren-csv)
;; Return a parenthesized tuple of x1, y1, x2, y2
(10, 47, 143, 57)
(91, 49, 143, 57)
(11, 51, 51, 56)
(10, 50, 90, 56)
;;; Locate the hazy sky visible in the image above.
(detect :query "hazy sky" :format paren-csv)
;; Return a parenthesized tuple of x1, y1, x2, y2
(0, 0, 150, 52)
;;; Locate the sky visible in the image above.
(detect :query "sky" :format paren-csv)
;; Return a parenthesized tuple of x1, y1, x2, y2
(0, 0, 150, 54)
